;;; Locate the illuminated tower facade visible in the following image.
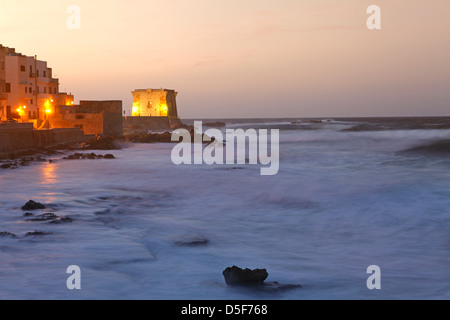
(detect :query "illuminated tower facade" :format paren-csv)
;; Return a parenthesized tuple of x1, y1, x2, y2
(131, 89, 178, 118)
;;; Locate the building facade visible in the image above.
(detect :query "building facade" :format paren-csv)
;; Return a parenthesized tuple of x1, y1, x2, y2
(0, 45, 74, 126)
(131, 89, 178, 118)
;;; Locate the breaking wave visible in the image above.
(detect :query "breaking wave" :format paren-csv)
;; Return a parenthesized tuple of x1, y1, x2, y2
(402, 139, 450, 154)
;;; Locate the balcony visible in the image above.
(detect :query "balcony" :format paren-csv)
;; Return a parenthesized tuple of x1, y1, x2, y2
(50, 78, 58, 84)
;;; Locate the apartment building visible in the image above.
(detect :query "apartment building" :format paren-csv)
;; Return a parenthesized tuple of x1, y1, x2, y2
(0, 45, 74, 127)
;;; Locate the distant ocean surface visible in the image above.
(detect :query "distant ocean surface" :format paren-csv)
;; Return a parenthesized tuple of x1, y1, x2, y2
(1, 117, 449, 300)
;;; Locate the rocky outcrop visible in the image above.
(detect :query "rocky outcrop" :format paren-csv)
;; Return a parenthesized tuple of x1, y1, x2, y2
(25, 231, 53, 237)
(63, 153, 115, 160)
(222, 266, 302, 291)
(1, 156, 52, 170)
(80, 136, 121, 150)
(0, 231, 17, 238)
(127, 132, 173, 143)
(21, 200, 46, 211)
(26, 213, 73, 224)
(223, 266, 269, 286)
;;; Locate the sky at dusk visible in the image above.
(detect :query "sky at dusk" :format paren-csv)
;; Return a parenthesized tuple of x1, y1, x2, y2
(1, 0, 449, 118)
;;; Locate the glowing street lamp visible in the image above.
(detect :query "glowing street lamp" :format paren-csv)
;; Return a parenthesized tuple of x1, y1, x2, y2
(44, 99, 53, 119)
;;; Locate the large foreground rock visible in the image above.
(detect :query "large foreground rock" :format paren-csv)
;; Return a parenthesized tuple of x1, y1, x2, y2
(223, 266, 269, 286)
(21, 200, 45, 211)
(222, 265, 302, 291)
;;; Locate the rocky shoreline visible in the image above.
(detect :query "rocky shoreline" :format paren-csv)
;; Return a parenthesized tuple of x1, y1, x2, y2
(0, 128, 217, 171)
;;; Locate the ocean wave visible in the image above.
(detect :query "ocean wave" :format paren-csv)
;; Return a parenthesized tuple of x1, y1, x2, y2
(341, 124, 385, 132)
(402, 139, 450, 154)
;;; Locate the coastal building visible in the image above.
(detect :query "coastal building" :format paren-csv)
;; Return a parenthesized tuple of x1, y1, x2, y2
(124, 89, 181, 134)
(131, 89, 178, 118)
(1, 45, 184, 137)
(0, 45, 74, 127)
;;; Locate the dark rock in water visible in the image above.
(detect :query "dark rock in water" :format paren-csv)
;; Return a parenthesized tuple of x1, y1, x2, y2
(222, 266, 302, 291)
(49, 217, 73, 224)
(1, 164, 11, 169)
(26, 213, 72, 224)
(27, 213, 58, 221)
(25, 231, 53, 237)
(21, 200, 46, 211)
(63, 152, 115, 160)
(23, 212, 34, 217)
(95, 209, 111, 215)
(260, 281, 302, 292)
(0, 231, 17, 238)
(175, 235, 209, 247)
(223, 266, 269, 286)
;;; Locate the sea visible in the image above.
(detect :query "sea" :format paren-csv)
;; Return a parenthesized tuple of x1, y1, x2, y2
(0, 117, 449, 300)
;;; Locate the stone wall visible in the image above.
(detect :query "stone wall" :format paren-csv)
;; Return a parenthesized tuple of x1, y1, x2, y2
(49, 112, 104, 136)
(52, 128, 87, 144)
(0, 123, 35, 155)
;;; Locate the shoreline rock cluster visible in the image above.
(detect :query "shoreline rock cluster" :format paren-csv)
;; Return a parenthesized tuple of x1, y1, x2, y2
(63, 153, 115, 160)
(0, 156, 49, 170)
(1, 200, 72, 239)
(1, 128, 217, 170)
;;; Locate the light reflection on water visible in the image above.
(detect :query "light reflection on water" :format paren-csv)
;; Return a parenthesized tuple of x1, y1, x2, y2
(40, 163, 57, 186)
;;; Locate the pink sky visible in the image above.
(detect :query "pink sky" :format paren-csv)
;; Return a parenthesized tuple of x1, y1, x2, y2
(1, 0, 449, 118)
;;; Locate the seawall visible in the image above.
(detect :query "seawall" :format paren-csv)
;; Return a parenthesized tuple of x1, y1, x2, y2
(0, 123, 86, 159)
